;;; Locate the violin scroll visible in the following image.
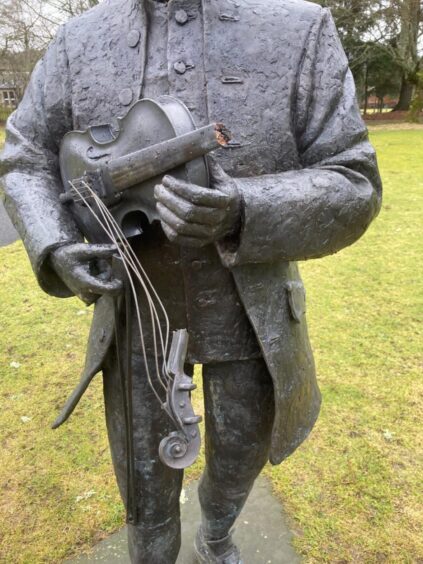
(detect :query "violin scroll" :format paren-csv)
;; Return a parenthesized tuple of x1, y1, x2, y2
(159, 329, 202, 469)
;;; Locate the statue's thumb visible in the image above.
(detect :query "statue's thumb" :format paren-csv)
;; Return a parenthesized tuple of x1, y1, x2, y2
(207, 156, 227, 185)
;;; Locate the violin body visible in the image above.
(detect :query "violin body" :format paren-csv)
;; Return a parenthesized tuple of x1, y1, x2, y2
(59, 96, 229, 242)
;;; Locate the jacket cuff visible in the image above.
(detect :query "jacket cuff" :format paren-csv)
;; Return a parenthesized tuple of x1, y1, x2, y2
(35, 240, 79, 298)
(217, 176, 274, 268)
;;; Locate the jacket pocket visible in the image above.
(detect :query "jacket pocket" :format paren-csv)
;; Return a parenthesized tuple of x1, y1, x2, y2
(285, 280, 306, 323)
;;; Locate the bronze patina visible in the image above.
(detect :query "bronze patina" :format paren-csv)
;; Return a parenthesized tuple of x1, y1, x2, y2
(0, 0, 382, 562)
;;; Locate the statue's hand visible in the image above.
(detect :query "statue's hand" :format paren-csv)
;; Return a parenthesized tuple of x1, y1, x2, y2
(50, 243, 123, 304)
(154, 159, 241, 248)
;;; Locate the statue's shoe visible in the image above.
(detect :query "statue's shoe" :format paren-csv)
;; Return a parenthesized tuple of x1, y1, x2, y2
(194, 526, 243, 564)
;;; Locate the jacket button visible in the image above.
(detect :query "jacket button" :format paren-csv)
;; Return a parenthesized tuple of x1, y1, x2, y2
(175, 9, 189, 24)
(127, 29, 141, 48)
(119, 88, 133, 106)
(173, 61, 187, 75)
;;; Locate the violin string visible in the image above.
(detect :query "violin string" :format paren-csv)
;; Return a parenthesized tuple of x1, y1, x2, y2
(92, 201, 167, 394)
(72, 181, 173, 378)
(69, 184, 94, 201)
(91, 194, 170, 394)
(73, 195, 95, 204)
(98, 204, 173, 388)
(85, 188, 172, 388)
(69, 180, 172, 348)
(68, 181, 165, 399)
(77, 185, 170, 390)
(72, 185, 173, 417)
(68, 180, 176, 417)
(102, 205, 172, 359)
(84, 189, 172, 381)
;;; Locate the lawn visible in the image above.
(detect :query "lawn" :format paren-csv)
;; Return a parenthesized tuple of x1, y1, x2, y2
(267, 126, 423, 562)
(0, 125, 422, 563)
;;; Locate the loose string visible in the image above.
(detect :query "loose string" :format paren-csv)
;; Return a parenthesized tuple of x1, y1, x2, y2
(69, 179, 177, 422)
(90, 194, 169, 390)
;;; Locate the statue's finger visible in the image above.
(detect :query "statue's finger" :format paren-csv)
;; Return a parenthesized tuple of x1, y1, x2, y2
(72, 243, 118, 261)
(73, 266, 123, 295)
(156, 187, 224, 225)
(157, 203, 213, 238)
(207, 156, 228, 184)
(155, 184, 190, 215)
(162, 175, 230, 208)
(161, 221, 209, 248)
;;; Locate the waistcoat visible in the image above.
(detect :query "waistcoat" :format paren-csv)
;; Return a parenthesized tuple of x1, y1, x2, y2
(133, 0, 260, 363)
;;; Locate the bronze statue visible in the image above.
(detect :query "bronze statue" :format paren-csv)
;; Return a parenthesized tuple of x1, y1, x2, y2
(0, 0, 382, 562)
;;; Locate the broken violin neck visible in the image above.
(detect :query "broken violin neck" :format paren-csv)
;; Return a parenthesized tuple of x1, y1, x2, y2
(60, 96, 231, 241)
(104, 123, 231, 193)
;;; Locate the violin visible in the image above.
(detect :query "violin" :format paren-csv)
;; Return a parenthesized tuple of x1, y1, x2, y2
(58, 97, 230, 522)
(59, 95, 231, 240)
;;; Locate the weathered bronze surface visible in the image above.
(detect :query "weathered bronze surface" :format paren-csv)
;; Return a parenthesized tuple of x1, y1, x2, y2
(59, 96, 230, 240)
(0, 0, 382, 562)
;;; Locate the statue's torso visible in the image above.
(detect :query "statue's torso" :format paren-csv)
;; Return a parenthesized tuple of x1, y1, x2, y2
(128, 0, 261, 363)
(60, 0, 321, 363)
(64, 0, 318, 175)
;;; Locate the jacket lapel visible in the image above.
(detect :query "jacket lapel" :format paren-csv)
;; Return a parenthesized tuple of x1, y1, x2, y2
(68, 0, 147, 129)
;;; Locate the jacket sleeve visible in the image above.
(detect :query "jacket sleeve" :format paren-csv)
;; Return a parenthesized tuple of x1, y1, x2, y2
(218, 9, 382, 268)
(0, 26, 83, 297)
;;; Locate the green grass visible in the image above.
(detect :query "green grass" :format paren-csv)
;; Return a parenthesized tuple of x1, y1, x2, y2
(266, 128, 423, 562)
(0, 107, 13, 125)
(0, 247, 122, 562)
(0, 126, 422, 562)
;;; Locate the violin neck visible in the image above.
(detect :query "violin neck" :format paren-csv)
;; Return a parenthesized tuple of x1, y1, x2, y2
(167, 329, 189, 377)
(104, 123, 230, 192)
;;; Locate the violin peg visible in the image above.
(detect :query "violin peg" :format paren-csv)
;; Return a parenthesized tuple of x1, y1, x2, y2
(182, 415, 202, 425)
(178, 382, 196, 392)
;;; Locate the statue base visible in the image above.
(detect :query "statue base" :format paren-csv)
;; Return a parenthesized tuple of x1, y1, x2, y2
(66, 477, 300, 563)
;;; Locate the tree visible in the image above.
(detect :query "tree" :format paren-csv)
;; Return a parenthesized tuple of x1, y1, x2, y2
(408, 70, 423, 121)
(314, 0, 382, 71)
(0, 1, 50, 102)
(390, 0, 422, 110)
(312, 0, 388, 106)
(315, 0, 422, 111)
(42, 0, 100, 21)
(0, 0, 100, 103)
(368, 48, 403, 111)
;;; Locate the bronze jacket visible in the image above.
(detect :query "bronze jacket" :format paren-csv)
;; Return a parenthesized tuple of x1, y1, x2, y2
(0, 0, 382, 464)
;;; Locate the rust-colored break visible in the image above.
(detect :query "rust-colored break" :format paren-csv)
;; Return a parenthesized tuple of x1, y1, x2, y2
(215, 123, 232, 146)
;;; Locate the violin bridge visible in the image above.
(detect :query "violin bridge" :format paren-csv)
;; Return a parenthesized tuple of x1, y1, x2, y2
(62, 169, 118, 207)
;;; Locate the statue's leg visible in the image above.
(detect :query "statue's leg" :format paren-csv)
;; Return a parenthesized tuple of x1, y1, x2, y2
(103, 347, 185, 564)
(198, 358, 274, 541)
